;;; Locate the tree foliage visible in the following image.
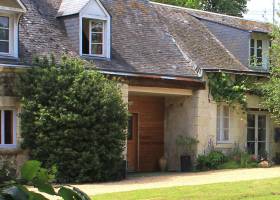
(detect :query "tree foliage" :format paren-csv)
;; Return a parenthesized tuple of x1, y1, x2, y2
(261, 27, 280, 124)
(208, 73, 248, 108)
(17, 56, 128, 183)
(153, 0, 248, 17)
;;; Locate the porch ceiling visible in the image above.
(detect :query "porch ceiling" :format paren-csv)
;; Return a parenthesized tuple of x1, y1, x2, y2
(128, 86, 192, 96)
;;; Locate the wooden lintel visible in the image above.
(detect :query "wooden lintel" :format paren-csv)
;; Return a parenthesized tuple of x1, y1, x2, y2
(129, 86, 192, 96)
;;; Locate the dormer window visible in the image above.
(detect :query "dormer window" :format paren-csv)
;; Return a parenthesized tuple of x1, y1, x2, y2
(249, 34, 270, 70)
(0, 16, 10, 54)
(0, 0, 26, 58)
(57, 0, 111, 59)
(82, 19, 107, 57)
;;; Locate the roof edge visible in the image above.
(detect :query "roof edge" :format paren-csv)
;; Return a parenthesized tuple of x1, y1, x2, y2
(151, 1, 271, 32)
(151, 1, 268, 24)
(99, 69, 202, 80)
(203, 68, 270, 77)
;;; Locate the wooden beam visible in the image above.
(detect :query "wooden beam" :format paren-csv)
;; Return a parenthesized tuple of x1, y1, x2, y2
(129, 86, 192, 96)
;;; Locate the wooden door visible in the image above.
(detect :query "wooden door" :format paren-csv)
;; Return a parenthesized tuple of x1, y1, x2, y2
(127, 113, 139, 172)
(128, 96, 164, 172)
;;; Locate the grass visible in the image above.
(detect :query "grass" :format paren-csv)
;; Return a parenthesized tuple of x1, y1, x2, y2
(93, 178, 280, 200)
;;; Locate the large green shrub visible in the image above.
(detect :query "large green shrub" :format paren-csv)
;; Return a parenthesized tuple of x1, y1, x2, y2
(17, 56, 128, 183)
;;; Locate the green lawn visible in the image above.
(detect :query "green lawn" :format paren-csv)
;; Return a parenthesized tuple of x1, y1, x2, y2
(93, 178, 280, 200)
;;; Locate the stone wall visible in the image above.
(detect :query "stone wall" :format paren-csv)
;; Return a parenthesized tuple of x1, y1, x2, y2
(0, 71, 28, 172)
(193, 75, 279, 159)
(164, 96, 195, 171)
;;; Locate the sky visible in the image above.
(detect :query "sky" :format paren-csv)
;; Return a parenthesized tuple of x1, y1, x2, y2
(244, 0, 280, 23)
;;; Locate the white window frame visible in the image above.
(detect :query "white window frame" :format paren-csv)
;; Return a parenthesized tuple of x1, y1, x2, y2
(0, 109, 17, 149)
(249, 37, 270, 70)
(216, 104, 230, 143)
(246, 111, 270, 157)
(250, 39, 263, 67)
(79, 0, 111, 59)
(89, 20, 105, 57)
(0, 12, 20, 58)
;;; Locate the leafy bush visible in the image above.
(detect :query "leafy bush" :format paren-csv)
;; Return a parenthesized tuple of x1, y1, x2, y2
(17, 56, 128, 183)
(196, 149, 259, 171)
(0, 160, 90, 200)
(196, 151, 226, 170)
(0, 158, 17, 183)
(218, 160, 240, 169)
(219, 148, 258, 170)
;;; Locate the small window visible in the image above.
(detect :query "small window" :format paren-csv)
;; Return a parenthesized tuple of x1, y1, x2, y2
(82, 18, 106, 57)
(217, 105, 230, 143)
(127, 116, 133, 140)
(0, 16, 9, 54)
(250, 38, 271, 70)
(0, 110, 16, 147)
(256, 40, 263, 66)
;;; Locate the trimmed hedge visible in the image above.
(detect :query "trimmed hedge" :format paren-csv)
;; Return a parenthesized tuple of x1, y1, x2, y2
(17, 56, 128, 183)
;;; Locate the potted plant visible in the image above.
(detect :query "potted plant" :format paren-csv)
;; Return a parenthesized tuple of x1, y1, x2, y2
(176, 135, 199, 172)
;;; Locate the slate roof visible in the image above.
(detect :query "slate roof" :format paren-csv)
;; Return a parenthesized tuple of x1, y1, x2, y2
(0, 0, 272, 78)
(182, 6, 272, 33)
(152, 2, 248, 72)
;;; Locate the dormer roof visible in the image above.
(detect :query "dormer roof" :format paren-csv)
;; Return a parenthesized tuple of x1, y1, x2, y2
(57, 0, 108, 18)
(0, 0, 27, 13)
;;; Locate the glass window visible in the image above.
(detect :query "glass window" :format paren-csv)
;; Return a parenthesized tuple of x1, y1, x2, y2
(250, 39, 265, 68)
(0, 16, 9, 53)
(217, 105, 230, 142)
(127, 115, 133, 140)
(0, 110, 16, 146)
(90, 20, 104, 56)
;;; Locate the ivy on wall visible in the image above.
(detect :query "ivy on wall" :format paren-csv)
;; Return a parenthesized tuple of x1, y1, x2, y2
(207, 73, 261, 109)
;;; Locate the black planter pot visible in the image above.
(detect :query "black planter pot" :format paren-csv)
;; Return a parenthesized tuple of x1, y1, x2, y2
(180, 155, 192, 172)
(122, 160, 127, 179)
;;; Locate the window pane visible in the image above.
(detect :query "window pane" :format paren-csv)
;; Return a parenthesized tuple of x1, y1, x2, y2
(247, 128, 255, 141)
(0, 29, 9, 41)
(0, 41, 9, 53)
(91, 44, 103, 55)
(257, 56, 262, 66)
(257, 49, 262, 58)
(223, 106, 229, 117)
(258, 115, 266, 128)
(91, 21, 103, 32)
(0, 113, 1, 144)
(258, 142, 266, 158)
(247, 114, 255, 128)
(250, 39, 255, 48)
(223, 129, 229, 141)
(258, 115, 266, 141)
(127, 116, 133, 140)
(247, 142, 255, 154)
(92, 33, 103, 43)
(223, 118, 229, 129)
(257, 40, 262, 48)
(250, 48, 255, 57)
(0, 17, 9, 28)
(216, 105, 221, 141)
(4, 110, 13, 144)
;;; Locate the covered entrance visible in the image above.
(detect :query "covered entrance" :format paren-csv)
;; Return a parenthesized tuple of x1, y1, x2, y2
(124, 76, 204, 172)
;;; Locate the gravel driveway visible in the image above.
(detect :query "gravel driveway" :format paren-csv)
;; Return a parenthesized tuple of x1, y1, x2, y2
(72, 167, 280, 196)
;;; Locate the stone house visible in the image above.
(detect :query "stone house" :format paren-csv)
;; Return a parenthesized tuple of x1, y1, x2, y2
(0, 0, 278, 172)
